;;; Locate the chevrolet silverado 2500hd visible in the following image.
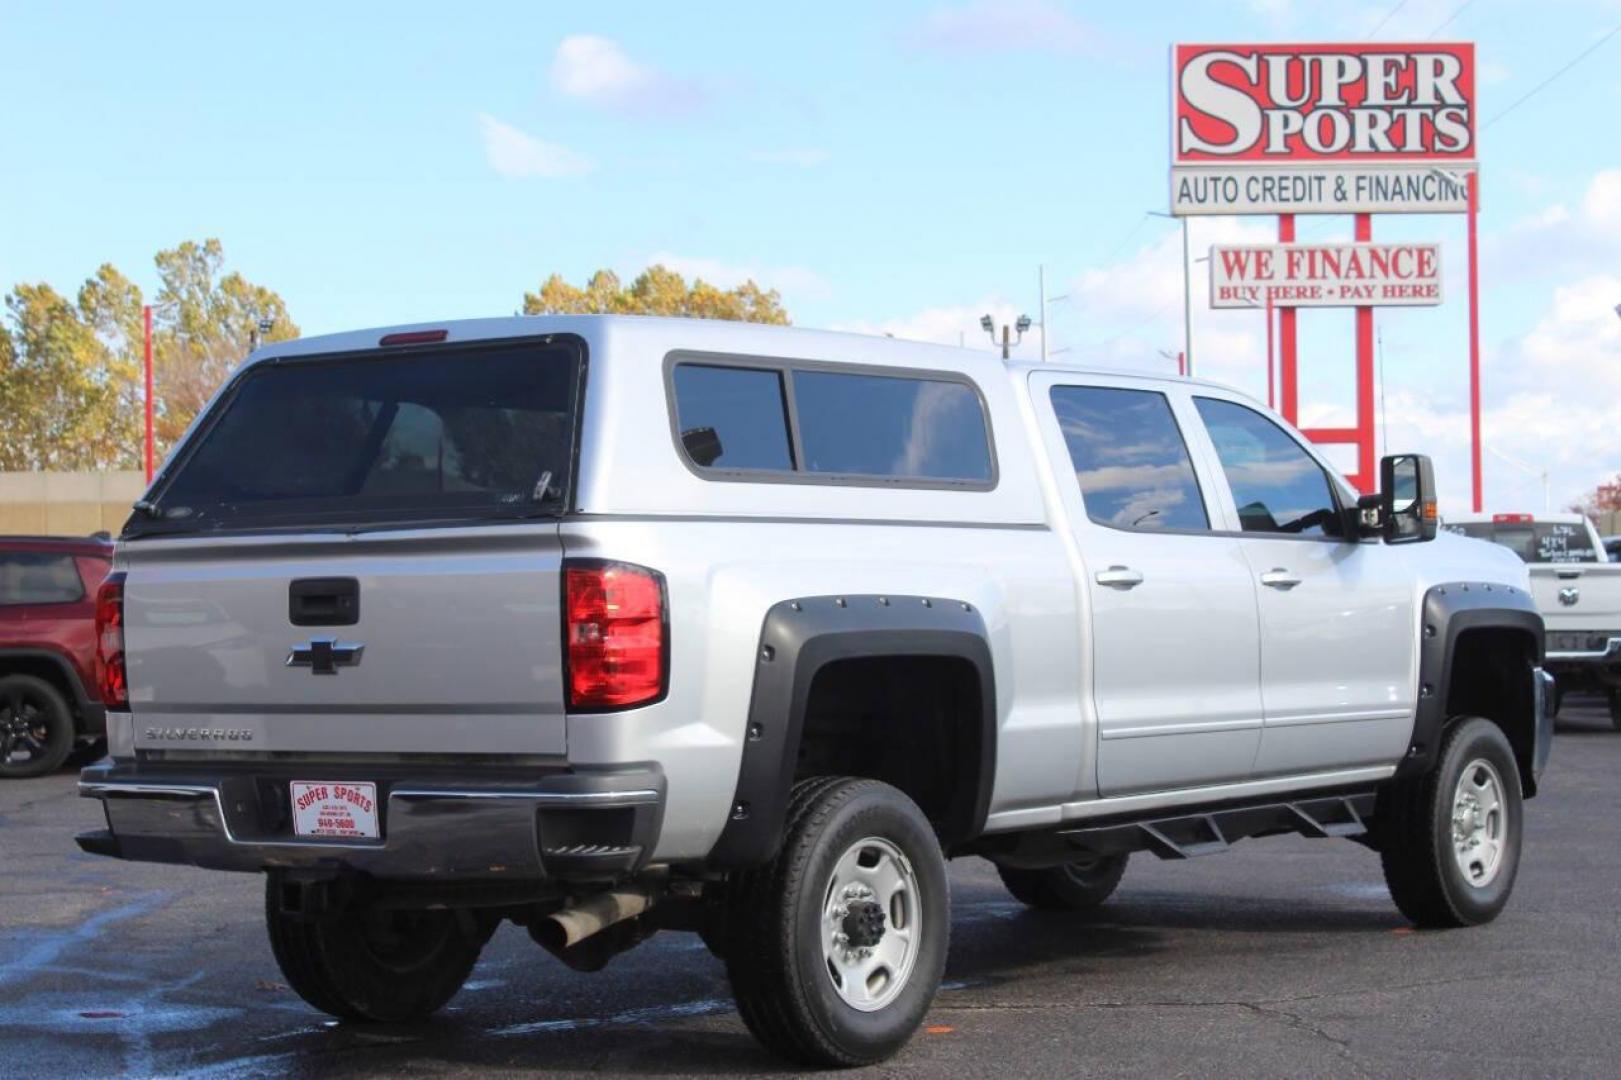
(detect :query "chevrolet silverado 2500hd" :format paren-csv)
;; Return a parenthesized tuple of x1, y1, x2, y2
(79, 316, 1553, 1066)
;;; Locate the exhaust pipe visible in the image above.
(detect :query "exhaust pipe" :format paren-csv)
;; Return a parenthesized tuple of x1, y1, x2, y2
(529, 886, 660, 969)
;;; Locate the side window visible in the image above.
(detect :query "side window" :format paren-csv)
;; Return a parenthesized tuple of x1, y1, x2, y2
(0, 553, 85, 606)
(671, 364, 794, 471)
(791, 370, 993, 482)
(1049, 386, 1209, 531)
(1193, 397, 1344, 538)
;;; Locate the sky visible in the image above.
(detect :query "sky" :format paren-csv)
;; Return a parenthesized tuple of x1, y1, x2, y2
(2, 0, 1619, 513)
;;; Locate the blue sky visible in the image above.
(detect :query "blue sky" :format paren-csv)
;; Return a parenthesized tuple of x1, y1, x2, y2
(2, 0, 1619, 510)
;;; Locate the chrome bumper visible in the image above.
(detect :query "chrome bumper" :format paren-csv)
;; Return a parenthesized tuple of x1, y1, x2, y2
(77, 762, 664, 881)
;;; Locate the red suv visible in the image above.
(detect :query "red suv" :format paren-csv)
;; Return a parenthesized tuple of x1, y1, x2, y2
(0, 535, 114, 778)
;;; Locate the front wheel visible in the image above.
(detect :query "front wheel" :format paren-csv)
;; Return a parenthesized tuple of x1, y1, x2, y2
(265, 877, 487, 1023)
(723, 777, 949, 1067)
(1377, 717, 1523, 928)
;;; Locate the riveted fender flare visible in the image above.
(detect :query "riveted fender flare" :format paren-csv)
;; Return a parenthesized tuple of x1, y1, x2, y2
(1396, 582, 1544, 789)
(705, 595, 996, 868)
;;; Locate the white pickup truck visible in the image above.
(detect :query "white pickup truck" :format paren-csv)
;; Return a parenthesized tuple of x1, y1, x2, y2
(1445, 512, 1621, 728)
(79, 317, 1552, 1067)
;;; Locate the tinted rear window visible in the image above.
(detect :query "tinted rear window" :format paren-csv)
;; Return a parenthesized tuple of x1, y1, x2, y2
(145, 341, 581, 533)
(671, 364, 794, 471)
(0, 553, 84, 606)
(1443, 521, 1600, 563)
(1049, 386, 1208, 530)
(791, 370, 992, 483)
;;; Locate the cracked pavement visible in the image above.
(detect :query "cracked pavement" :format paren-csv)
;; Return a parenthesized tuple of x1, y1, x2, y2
(2, 698, 1617, 1078)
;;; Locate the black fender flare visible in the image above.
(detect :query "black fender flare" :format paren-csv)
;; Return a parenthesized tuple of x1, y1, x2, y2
(0, 647, 103, 735)
(705, 594, 996, 868)
(1397, 581, 1543, 784)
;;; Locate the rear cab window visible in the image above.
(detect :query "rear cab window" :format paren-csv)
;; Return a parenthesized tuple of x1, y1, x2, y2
(669, 357, 995, 487)
(133, 338, 584, 536)
(1443, 520, 1601, 563)
(1048, 385, 1209, 531)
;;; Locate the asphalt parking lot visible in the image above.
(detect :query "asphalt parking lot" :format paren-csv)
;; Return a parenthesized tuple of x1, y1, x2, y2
(4, 698, 1619, 1079)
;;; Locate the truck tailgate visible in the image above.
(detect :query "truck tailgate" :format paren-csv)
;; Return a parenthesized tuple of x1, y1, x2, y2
(1530, 563, 1621, 634)
(123, 527, 566, 756)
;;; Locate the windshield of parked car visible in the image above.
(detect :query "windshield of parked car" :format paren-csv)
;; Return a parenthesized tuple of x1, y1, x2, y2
(1442, 521, 1600, 563)
(136, 340, 582, 535)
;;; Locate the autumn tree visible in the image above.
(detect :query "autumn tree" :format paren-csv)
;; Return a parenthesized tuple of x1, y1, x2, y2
(1, 239, 299, 470)
(1570, 474, 1621, 518)
(522, 265, 790, 324)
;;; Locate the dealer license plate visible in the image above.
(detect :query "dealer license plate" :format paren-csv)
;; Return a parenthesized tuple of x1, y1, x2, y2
(290, 781, 380, 840)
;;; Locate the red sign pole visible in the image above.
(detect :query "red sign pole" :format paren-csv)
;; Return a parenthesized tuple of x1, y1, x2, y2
(142, 304, 154, 483)
(1467, 172, 1483, 512)
(1277, 214, 1297, 424)
(1353, 213, 1376, 494)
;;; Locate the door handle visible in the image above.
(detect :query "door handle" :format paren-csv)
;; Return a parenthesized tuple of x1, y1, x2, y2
(1260, 568, 1302, 590)
(1095, 566, 1144, 589)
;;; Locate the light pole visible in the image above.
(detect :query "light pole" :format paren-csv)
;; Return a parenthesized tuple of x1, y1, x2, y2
(1148, 210, 1194, 376)
(1038, 265, 1070, 363)
(981, 314, 1032, 360)
(1487, 445, 1551, 514)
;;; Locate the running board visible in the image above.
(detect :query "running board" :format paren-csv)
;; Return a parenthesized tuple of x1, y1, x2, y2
(1047, 792, 1376, 862)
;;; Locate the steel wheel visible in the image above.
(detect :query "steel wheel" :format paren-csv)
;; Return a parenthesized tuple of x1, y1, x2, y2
(1451, 757, 1508, 888)
(821, 836, 921, 1012)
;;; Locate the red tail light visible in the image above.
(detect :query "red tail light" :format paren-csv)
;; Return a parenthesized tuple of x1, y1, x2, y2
(95, 573, 128, 710)
(564, 561, 667, 710)
(1492, 513, 1534, 523)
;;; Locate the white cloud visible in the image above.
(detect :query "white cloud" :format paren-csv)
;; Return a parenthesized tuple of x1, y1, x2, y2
(1491, 170, 1621, 281)
(476, 114, 592, 179)
(644, 252, 833, 304)
(748, 148, 830, 168)
(912, 0, 1097, 55)
(550, 35, 702, 116)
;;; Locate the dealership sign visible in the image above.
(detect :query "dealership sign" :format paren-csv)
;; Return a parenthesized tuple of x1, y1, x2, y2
(1209, 242, 1443, 308)
(1171, 43, 1477, 215)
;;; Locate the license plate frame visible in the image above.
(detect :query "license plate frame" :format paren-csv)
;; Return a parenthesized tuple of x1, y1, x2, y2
(289, 780, 380, 840)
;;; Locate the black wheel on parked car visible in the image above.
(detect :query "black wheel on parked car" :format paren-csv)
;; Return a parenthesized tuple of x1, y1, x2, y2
(0, 674, 75, 779)
(264, 876, 487, 1023)
(722, 777, 949, 1068)
(997, 853, 1129, 911)
(1376, 716, 1523, 928)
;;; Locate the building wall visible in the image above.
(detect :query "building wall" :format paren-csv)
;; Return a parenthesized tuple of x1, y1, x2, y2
(0, 471, 147, 537)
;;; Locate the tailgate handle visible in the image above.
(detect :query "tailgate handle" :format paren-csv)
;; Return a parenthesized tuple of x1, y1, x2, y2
(289, 578, 360, 627)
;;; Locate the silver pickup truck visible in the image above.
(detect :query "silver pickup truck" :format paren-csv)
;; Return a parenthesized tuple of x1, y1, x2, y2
(1445, 512, 1621, 729)
(79, 316, 1553, 1066)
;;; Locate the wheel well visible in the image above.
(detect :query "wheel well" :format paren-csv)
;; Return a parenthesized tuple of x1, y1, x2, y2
(1445, 628, 1540, 795)
(793, 655, 985, 850)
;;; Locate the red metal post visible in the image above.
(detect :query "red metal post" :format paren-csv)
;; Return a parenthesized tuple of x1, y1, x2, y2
(1467, 172, 1483, 512)
(1178, 351, 1186, 377)
(1265, 293, 1275, 410)
(1353, 213, 1375, 494)
(1277, 215, 1298, 423)
(142, 304, 155, 482)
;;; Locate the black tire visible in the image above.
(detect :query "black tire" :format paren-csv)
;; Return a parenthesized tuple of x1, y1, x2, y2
(264, 876, 485, 1023)
(0, 674, 75, 779)
(1377, 717, 1523, 928)
(997, 853, 1129, 911)
(723, 777, 949, 1068)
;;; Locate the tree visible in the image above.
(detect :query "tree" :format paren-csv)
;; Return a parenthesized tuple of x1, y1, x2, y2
(1570, 474, 1621, 518)
(151, 239, 299, 449)
(1, 239, 299, 470)
(522, 264, 790, 325)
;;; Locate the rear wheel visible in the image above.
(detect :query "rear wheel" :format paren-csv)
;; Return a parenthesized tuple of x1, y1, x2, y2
(997, 853, 1129, 911)
(723, 777, 949, 1067)
(264, 877, 486, 1023)
(0, 674, 75, 779)
(1377, 717, 1523, 928)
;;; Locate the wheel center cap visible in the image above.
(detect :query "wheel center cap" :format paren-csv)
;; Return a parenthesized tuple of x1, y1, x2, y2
(841, 899, 886, 949)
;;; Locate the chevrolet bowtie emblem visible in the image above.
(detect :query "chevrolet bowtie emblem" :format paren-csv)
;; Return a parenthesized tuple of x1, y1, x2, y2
(286, 638, 364, 675)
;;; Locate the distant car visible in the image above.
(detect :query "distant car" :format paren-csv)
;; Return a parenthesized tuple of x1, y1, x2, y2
(0, 535, 114, 777)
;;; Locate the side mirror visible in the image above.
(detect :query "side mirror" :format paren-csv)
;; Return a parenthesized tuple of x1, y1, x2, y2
(680, 426, 724, 467)
(1379, 453, 1438, 543)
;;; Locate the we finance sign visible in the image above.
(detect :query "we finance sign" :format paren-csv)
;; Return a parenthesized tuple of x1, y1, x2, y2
(1171, 43, 1477, 216)
(1209, 243, 1443, 308)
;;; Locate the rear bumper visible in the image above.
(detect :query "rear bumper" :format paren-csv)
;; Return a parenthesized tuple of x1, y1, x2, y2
(76, 760, 664, 882)
(1545, 636, 1621, 689)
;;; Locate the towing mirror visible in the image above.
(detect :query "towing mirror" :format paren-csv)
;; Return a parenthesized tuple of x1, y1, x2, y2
(681, 426, 724, 467)
(1379, 453, 1438, 544)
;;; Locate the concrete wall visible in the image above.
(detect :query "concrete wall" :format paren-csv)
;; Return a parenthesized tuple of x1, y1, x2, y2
(0, 471, 147, 536)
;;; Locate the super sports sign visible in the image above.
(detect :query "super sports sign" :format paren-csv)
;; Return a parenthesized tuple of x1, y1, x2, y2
(1171, 43, 1477, 216)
